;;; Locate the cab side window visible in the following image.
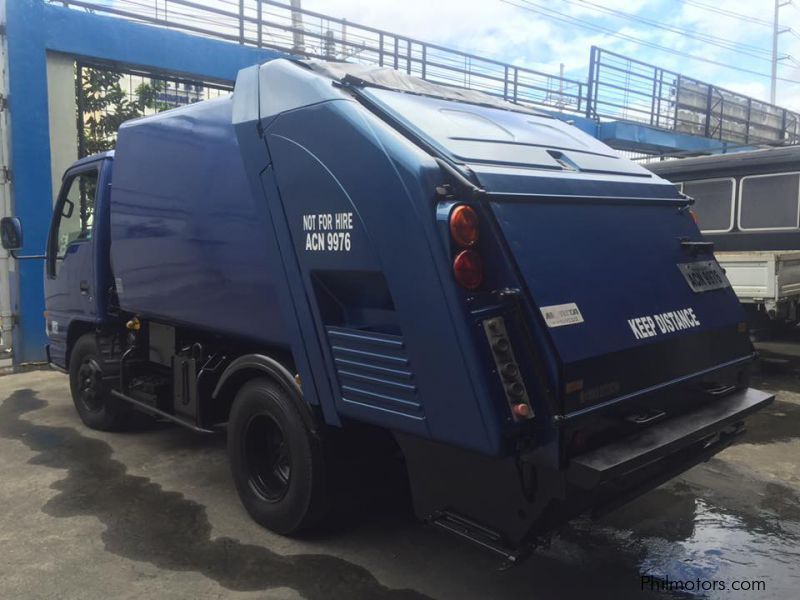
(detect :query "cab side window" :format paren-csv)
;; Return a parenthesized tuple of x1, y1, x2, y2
(49, 169, 98, 276)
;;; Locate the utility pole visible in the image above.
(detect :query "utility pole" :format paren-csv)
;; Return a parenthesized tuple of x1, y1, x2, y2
(290, 0, 305, 55)
(772, 0, 791, 104)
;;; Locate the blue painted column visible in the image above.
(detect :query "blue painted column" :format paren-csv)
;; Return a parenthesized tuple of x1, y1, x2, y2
(6, 0, 51, 363)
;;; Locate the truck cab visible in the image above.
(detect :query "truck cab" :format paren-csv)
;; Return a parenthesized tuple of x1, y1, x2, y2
(1, 59, 774, 558)
(44, 152, 114, 367)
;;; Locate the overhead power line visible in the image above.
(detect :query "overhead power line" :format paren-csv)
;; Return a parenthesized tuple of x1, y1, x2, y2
(501, 0, 800, 85)
(680, 0, 773, 27)
(567, 0, 774, 60)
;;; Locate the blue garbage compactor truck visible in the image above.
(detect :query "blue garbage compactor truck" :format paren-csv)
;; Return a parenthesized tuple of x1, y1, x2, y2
(1, 58, 773, 554)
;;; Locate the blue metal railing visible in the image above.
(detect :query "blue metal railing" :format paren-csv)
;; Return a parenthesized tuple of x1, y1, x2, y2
(49, 1, 800, 149)
(587, 47, 800, 146)
(50, 0, 585, 113)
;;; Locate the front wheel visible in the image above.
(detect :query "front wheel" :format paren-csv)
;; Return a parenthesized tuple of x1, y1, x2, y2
(227, 378, 327, 535)
(69, 333, 131, 431)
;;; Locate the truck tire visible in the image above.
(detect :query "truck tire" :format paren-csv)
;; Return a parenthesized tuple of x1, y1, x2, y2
(228, 377, 327, 535)
(69, 333, 131, 431)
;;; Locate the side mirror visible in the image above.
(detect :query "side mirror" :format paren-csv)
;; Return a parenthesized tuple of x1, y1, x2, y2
(0, 217, 23, 251)
(62, 198, 74, 219)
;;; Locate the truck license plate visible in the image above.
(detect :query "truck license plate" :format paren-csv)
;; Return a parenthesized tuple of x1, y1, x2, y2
(678, 260, 730, 293)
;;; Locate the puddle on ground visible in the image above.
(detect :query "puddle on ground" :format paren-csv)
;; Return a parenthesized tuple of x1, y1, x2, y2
(0, 390, 429, 599)
(731, 399, 800, 445)
(557, 472, 800, 599)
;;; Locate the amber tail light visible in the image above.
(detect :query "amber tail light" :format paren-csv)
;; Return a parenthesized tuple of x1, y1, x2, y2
(449, 205, 483, 290)
(449, 204, 480, 247)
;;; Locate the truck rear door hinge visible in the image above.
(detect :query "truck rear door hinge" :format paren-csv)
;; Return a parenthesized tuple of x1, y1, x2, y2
(0, 166, 10, 184)
(0, 94, 7, 111)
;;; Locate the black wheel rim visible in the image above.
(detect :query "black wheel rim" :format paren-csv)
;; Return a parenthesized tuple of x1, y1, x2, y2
(77, 358, 104, 413)
(244, 413, 291, 502)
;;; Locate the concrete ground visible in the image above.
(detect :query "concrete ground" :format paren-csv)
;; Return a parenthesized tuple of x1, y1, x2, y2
(0, 368, 798, 600)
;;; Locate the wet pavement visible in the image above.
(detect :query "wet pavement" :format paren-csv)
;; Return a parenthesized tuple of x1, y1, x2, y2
(0, 368, 798, 599)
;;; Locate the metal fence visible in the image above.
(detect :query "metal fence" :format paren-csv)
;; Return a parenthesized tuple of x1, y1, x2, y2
(586, 47, 800, 146)
(52, 0, 585, 113)
(48, 2, 800, 150)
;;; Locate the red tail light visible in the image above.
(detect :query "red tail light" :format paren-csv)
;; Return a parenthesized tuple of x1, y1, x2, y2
(688, 209, 699, 225)
(449, 205, 479, 247)
(453, 249, 484, 290)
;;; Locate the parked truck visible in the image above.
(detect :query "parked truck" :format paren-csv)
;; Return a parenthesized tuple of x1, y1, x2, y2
(648, 146, 800, 332)
(1, 59, 773, 558)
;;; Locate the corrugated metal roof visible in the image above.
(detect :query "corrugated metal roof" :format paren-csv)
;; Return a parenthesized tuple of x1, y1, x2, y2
(647, 145, 800, 177)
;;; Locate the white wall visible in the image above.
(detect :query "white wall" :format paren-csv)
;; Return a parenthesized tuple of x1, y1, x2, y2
(46, 51, 78, 204)
(0, 0, 14, 366)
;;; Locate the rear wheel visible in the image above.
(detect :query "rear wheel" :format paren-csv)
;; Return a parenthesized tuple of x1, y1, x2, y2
(228, 378, 327, 535)
(69, 333, 131, 431)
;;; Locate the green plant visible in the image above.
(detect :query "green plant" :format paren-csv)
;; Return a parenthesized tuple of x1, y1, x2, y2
(78, 67, 168, 156)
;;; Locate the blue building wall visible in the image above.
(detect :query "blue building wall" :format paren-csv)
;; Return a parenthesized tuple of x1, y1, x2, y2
(5, 0, 283, 363)
(596, 121, 738, 155)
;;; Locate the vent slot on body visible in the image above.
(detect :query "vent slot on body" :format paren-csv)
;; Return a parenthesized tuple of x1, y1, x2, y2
(327, 326, 423, 419)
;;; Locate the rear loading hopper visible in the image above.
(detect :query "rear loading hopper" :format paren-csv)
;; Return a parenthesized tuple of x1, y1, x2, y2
(227, 60, 772, 550)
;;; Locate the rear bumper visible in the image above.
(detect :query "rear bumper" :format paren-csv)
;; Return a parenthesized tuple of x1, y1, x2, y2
(567, 386, 774, 491)
(397, 386, 773, 553)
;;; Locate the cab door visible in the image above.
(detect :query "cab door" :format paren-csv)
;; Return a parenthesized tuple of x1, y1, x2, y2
(44, 164, 101, 367)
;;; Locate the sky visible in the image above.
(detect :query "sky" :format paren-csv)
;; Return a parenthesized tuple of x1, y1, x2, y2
(297, 0, 800, 111)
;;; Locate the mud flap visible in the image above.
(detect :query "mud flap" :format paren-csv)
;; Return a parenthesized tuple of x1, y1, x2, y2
(395, 433, 564, 549)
